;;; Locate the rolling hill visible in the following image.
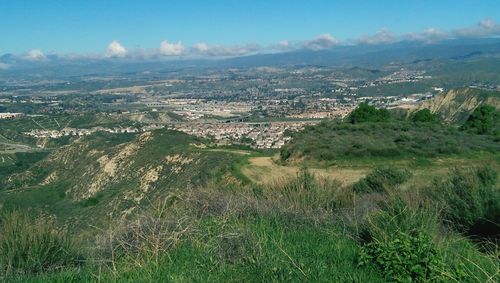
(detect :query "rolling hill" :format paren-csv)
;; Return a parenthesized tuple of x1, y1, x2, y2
(0, 129, 242, 227)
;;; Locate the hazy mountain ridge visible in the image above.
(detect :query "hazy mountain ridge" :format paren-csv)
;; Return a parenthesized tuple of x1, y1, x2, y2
(2, 38, 500, 79)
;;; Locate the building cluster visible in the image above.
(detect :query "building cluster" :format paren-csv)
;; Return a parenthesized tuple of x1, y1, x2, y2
(144, 99, 253, 120)
(24, 124, 164, 139)
(0, 112, 24, 119)
(22, 120, 318, 149)
(169, 121, 318, 149)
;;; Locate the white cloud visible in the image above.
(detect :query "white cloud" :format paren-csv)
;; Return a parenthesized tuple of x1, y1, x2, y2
(23, 49, 46, 61)
(358, 28, 397, 45)
(0, 63, 10, 70)
(302, 33, 338, 50)
(193, 42, 210, 53)
(159, 40, 185, 56)
(271, 40, 293, 51)
(404, 28, 449, 43)
(106, 40, 127, 58)
(191, 42, 261, 57)
(454, 19, 500, 38)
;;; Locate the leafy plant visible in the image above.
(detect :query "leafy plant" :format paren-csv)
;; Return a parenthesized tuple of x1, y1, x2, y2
(359, 231, 445, 282)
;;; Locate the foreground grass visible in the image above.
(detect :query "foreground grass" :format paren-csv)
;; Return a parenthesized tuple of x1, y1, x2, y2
(7, 218, 384, 282)
(1, 165, 499, 282)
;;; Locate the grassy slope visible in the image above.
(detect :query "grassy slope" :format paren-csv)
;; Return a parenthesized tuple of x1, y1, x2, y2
(4, 165, 499, 282)
(13, 218, 386, 282)
(280, 120, 500, 165)
(0, 129, 243, 231)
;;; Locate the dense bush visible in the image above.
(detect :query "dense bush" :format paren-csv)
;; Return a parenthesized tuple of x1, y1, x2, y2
(430, 166, 500, 234)
(353, 167, 412, 193)
(358, 197, 447, 282)
(359, 231, 445, 282)
(0, 211, 79, 277)
(348, 102, 391, 124)
(412, 108, 439, 123)
(461, 104, 499, 134)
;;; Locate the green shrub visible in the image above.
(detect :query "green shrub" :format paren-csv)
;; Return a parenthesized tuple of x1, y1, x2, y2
(280, 147, 291, 161)
(412, 109, 439, 123)
(353, 167, 412, 193)
(0, 211, 79, 277)
(359, 231, 445, 282)
(348, 102, 391, 124)
(358, 197, 447, 282)
(430, 166, 499, 233)
(461, 104, 499, 134)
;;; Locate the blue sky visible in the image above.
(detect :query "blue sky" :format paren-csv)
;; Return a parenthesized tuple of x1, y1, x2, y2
(1, 0, 500, 56)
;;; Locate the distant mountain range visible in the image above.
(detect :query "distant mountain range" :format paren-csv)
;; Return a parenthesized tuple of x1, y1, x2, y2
(2, 38, 500, 78)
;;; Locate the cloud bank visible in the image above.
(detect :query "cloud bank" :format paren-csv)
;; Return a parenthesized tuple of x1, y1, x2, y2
(191, 42, 261, 57)
(23, 49, 46, 61)
(0, 63, 10, 70)
(302, 33, 338, 50)
(358, 28, 397, 45)
(159, 40, 185, 56)
(454, 19, 500, 38)
(3, 18, 500, 64)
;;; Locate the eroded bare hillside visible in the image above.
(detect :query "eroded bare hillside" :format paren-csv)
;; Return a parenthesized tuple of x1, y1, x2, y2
(2, 129, 239, 221)
(417, 88, 500, 123)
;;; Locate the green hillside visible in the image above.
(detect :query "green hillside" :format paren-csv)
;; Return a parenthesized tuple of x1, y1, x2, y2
(280, 120, 499, 164)
(0, 129, 242, 229)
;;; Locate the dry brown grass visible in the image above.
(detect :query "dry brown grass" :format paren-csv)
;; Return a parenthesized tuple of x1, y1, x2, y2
(242, 156, 367, 186)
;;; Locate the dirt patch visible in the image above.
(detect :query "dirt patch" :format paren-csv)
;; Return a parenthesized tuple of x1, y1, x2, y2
(41, 171, 58, 185)
(241, 156, 367, 186)
(138, 131, 153, 143)
(165, 154, 194, 165)
(133, 165, 164, 202)
(79, 142, 140, 200)
(97, 155, 116, 177)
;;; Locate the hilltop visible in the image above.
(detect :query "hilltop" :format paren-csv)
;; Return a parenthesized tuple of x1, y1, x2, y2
(279, 120, 499, 165)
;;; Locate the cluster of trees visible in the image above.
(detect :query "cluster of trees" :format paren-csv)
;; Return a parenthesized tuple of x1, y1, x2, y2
(347, 102, 390, 123)
(461, 104, 499, 135)
(347, 102, 440, 124)
(411, 108, 438, 123)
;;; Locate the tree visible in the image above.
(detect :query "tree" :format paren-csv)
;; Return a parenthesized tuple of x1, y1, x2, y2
(348, 102, 390, 124)
(461, 104, 499, 134)
(411, 109, 438, 123)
